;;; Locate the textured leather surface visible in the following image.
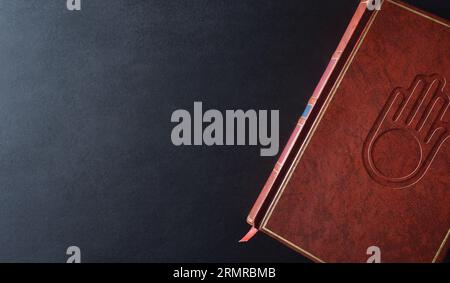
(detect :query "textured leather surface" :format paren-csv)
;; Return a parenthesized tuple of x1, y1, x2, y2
(263, 1, 450, 262)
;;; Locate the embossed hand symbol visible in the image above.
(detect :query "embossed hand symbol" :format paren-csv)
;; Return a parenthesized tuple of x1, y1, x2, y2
(363, 74, 450, 188)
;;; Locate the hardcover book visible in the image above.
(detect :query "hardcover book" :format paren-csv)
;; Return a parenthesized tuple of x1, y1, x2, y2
(243, 0, 450, 262)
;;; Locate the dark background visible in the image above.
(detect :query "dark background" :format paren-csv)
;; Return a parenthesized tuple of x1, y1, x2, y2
(0, 0, 448, 262)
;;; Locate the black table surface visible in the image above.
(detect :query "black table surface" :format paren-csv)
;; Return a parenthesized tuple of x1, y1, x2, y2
(0, 0, 448, 262)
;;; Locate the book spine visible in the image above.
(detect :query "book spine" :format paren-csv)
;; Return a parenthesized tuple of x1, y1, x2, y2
(244, 1, 369, 232)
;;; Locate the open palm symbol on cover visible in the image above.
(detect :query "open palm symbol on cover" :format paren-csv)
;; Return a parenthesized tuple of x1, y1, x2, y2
(363, 74, 450, 188)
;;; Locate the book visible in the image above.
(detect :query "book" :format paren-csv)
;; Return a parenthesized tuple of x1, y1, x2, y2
(242, 0, 450, 263)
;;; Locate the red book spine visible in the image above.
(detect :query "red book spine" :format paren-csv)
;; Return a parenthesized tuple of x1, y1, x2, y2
(242, 1, 369, 241)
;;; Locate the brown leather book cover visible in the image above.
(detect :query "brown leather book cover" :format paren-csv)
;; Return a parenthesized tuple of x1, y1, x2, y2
(244, 0, 450, 263)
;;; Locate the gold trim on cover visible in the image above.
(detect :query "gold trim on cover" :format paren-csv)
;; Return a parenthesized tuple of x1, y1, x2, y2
(433, 229, 450, 263)
(388, 0, 450, 28)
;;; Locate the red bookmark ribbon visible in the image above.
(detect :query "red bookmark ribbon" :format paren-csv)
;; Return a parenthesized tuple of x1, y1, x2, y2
(239, 227, 258, 242)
